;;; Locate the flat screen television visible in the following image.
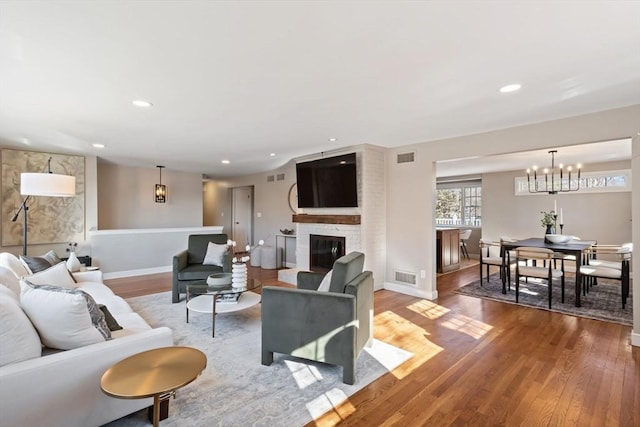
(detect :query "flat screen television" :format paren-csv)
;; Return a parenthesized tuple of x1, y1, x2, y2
(296, 153, 358, 208)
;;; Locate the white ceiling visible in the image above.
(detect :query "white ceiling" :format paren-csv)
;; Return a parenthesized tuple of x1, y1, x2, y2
(436, 138, 632, 178)
(0, 1, 639, 178)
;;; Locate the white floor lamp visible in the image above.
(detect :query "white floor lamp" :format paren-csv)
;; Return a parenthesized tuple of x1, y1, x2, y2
(11, 157, 76, 256)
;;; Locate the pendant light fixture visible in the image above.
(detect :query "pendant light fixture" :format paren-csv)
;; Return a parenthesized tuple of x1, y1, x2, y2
(526, 150, 582, 194)
(155, 165, 167, 203)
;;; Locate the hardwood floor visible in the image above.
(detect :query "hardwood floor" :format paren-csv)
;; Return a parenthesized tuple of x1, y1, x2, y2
(104, 264, 639, 426)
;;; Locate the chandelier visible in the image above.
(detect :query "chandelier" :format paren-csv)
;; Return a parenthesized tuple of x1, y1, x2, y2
(526, 150, 581, 194)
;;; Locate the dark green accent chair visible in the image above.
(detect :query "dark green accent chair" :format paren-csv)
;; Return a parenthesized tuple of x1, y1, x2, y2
(172, 234, 231, 303)
(261, 251, 374, 384)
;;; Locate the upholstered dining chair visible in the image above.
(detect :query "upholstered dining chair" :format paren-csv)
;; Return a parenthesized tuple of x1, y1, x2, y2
(580, 244, 632, 308)
(479, 239, 514, 288)
(459, 229, 472, 260)
(514, 247, 565, 309)
(557, 237, 595, 272)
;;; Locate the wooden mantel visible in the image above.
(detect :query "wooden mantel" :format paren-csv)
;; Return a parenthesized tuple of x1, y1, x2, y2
(292, 214, 361, 225)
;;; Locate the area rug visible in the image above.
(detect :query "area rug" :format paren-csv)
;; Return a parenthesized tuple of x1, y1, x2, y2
(105, 291, 413, 427)
(456, 273, 632, 326)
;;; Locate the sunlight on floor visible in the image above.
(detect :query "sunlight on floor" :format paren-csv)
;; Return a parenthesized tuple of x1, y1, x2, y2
(305, 388, 355, 422)
(441, 313, 493, 339)
(406, 299, 451, 319)
(285, 359, 324, 389)
(375, 310, 444, 379)
(517, 278, 547, 296)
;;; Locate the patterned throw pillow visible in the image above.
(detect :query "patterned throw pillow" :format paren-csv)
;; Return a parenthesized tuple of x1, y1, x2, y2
(42, 250, 63, 266)
(99, 304, 123, 331)
(19, 280, 111, 350)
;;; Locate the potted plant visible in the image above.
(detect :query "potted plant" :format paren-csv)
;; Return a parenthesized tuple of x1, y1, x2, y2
(540, 210, 556, 235)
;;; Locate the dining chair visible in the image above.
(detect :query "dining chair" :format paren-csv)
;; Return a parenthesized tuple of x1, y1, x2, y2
(514, 247, 565, 309)
(580, 245, 632, 308)
(559, 237, 596, 275)
(479, 239, 514, 288)
(459, 229, 472, 260)
(581, 243, 629, 293)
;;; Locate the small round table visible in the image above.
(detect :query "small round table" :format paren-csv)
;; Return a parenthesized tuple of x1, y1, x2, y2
(100, 346, 207, 427)
(186, 277, 262, 337)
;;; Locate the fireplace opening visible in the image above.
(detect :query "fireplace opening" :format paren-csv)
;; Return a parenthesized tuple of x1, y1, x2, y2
(310, 234, 345, 272)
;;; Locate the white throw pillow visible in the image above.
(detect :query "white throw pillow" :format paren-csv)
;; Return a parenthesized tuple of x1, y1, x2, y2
(20, 280, 110, 350)
(0, 266, 20, 296)
(203, 242, 227, 267)
(25, 261, 77, 289)
(0, 293, 42, 366)
(0, 252, 29, 278)
(317, 269, 333, 292)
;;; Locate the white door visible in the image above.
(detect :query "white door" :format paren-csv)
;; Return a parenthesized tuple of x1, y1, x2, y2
(232, 186, 253, 250)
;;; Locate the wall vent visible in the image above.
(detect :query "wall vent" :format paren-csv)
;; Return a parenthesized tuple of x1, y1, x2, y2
(394, 270, 417, 286)
(276, 173, 285, 181)
(397, 151, 416, 164)
(267, 175, 275, 182)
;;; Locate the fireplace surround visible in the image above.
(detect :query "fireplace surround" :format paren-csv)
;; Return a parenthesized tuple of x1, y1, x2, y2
(309, 234, 346, 272)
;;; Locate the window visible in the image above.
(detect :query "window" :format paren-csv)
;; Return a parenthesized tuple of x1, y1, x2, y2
(436, 180, 482, 226)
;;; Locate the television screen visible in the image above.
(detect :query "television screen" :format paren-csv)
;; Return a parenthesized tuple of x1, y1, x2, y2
(296, 153, 358, 208)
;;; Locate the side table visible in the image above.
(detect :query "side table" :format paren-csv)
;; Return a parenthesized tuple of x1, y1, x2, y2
(101, 346, 207, 427)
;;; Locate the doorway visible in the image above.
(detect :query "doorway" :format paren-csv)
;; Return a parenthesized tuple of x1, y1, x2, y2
(231, 186, 253, 250)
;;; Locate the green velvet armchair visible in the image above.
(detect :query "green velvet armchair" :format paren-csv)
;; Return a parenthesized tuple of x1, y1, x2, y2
(261, 251, 374, 384)
(172, 233, 231, 303)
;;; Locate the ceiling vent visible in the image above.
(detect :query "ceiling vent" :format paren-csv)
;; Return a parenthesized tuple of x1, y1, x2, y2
(276, 173, 285, 181)
(267, 175, 275, 182)
(394, 269, 417, 286)
(397, 151, 416, 164)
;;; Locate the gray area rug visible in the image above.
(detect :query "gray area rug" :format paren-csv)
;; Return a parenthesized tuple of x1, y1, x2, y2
(106, 291, 412, 427)
(456, 273, 632, 326)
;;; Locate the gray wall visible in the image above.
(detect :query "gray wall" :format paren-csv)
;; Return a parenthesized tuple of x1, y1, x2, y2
(204, 160, 297, 260)
(482, 160, 632, 245)
(97, 163, 204, 229)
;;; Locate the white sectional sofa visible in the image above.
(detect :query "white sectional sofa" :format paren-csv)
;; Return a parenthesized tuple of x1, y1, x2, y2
(0, 252, 173, 427)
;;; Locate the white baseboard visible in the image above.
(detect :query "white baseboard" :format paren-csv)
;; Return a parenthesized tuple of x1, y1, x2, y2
(631, 331, 640, 347)
(103, 265, 172, 280)
(383, 281, 438, 300)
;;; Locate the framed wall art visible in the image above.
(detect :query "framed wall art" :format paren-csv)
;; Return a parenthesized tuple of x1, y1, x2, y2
(2, 149, 85, 248)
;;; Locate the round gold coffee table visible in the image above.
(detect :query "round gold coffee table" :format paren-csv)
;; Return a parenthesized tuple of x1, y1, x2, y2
(101, 346, 207, 427)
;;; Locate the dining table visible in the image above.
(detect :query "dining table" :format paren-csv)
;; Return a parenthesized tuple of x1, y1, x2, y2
(500, 237, 594, 307)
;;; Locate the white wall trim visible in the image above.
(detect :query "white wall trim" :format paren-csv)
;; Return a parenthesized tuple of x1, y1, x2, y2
(90, 226, 224, 236)
(631, 331, 640, 348)
(103, 265, 172, 280)
(384, 281, 438, 300)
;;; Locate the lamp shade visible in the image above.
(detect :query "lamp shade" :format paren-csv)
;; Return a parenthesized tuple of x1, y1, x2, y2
(20, 173, 76, 197)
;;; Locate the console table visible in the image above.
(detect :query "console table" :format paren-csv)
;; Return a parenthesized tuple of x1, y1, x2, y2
(276, 234, 296, 268)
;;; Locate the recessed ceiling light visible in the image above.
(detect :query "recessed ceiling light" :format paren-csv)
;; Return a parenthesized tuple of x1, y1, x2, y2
(328, 138, 337, 142)
(132, 99, 153, 108)
(499, 84, 522, 93)
(221, 160, 230, 164)
(92, 143, 105, 148)
(22, 137, 31, 145)
(270, 153, 276, 157)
